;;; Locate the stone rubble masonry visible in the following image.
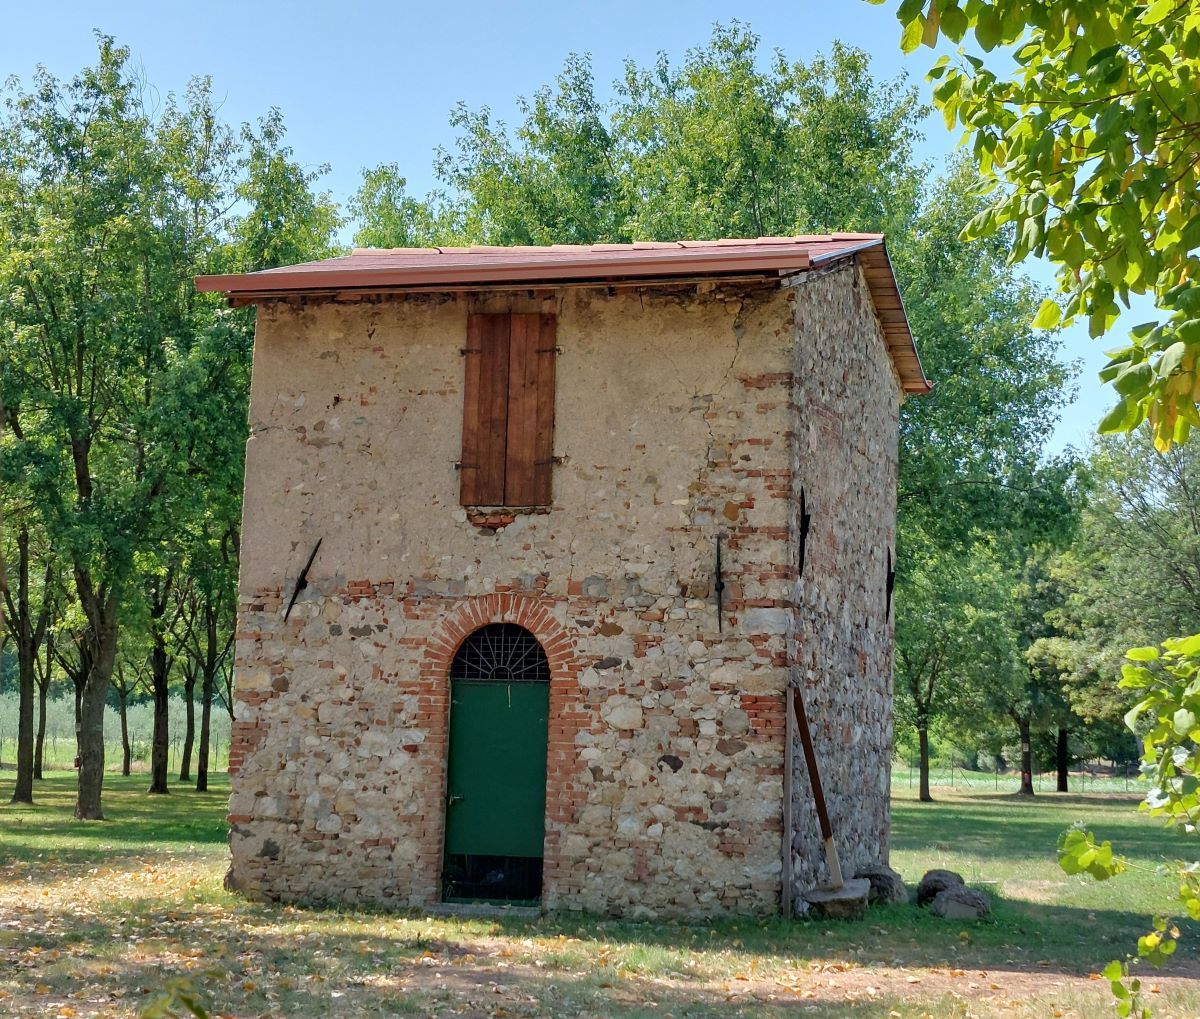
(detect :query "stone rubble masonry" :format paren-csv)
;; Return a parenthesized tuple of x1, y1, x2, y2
(227, 264, 902, 917)
(786, 262, 900, 897)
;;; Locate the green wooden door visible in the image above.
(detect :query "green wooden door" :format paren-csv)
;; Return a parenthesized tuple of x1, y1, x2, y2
(444, 679, 549, 859)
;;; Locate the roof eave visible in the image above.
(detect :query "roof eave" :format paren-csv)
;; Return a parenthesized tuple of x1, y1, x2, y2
(853, 241, 931, 396)
(194, 238, 932, 396)
(194, 248, 813, 295)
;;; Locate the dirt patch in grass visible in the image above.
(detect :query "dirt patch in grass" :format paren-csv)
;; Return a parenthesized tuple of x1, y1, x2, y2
(3, 859, 1198, 1018)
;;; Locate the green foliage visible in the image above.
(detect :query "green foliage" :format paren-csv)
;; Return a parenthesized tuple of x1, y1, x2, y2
(381, 28, 926, 246)
(1058, 823, 1128, 880)
(0, 35, 339, 815)
(1102, 957, 1151, 1019)
(894, 158, 1077, 549)
(233, 109, 342, 272)
(349, 164, 459, 249)
(1055, 631, 1200, 1012)
(894, 538, 1023, 736)
(872, 0, 1200, 450)
(1122, 635, 1200, 833)
(1040, 433, 1200, 739)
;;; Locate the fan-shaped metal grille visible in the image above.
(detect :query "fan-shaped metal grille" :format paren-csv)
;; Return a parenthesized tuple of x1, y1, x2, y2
(450, 624, 550, 683)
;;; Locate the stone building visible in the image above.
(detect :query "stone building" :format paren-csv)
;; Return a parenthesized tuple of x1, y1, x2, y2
(197, 236, 928, 917)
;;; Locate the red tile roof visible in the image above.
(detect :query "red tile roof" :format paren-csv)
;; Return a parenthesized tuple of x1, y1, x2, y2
(196, 236, 929, 394)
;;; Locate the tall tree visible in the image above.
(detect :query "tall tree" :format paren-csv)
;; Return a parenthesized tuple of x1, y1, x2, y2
(0, 39, 337, 818)
(408, 29, 925, 246)
(893, 161, 1074, 547)
(895, 538, 1023, 799)
(110, 659, 135, 778)
(0, 41, 208, 816)
(233, 109, 341, 272)
(991, 551, 1076, 795)
(178, 651, 198, 783)
(174, 517, 238, 792)
(194, 529, 237, 793)
(1042, 432, 1200, 742)
(143, 567, 179, 794)
(33, 625, 55, 779)
(0, 520, 53, 802)
(873, 3, 1200, 994)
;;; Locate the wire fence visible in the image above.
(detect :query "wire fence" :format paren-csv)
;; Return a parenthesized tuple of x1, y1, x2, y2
(892, 758, 1142, 794)
(0, 693, 232, 774)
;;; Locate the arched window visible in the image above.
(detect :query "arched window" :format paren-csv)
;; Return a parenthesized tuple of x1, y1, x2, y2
(450, 623, 550, 684)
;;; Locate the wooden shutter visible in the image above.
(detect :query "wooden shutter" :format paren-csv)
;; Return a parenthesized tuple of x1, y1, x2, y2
(504, 314, 556, 506)
(460, 314, 510, 505)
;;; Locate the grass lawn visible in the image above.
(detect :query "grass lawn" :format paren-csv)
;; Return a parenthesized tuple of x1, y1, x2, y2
(1, 774, 1198, 1018)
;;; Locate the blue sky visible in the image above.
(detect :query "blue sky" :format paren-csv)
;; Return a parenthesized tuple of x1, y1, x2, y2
(2, 0, 1149, 453)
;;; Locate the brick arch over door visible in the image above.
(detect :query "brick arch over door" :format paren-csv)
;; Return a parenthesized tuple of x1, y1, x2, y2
(416, 594, 585, 906)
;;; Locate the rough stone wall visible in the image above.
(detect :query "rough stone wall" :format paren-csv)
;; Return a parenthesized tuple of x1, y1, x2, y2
(786, 262, 901, 895)
(228, 281, 807, 917)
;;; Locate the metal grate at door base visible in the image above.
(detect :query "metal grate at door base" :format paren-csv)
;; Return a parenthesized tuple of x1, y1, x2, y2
(450, 624, 550, 683)
(442, 853, 543, 905)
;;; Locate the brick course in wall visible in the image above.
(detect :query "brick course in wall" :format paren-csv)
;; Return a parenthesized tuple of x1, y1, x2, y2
(226, 266, 903, 917)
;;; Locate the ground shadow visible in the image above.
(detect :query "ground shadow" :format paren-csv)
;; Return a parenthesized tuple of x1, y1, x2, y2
(891, 794, 1185, 862)
(10, 901, 1180, 1019)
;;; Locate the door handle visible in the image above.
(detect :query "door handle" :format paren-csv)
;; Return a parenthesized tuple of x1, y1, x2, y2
(447, 794, 464, 806)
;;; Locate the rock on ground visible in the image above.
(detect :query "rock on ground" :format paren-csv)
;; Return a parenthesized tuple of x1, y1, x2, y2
(855, 864, 909, 905)
(930, 885, 991, 920)
(916, 868, 965, 907)
(802, 878, 871, 921)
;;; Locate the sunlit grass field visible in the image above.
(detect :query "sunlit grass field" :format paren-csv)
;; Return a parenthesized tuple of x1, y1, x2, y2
(1, 774, 1197, 1017)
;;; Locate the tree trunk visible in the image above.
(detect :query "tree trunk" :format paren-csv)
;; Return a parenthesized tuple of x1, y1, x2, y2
(1056, 726, 1069, 793)
(179, 668, 195, 783)
(1017, 716, 1035, 796)
(148, 638, 170, 795)
(11, 641, 35, 804)
(34, 670, 48, 780)
(8, 527, 36, 804)
(196, 664, 214, 792)
(118, 685, 131, 777)
(73, 672, 84, 767)
(918, 724, 933, 803)
(75, 614, 116, 820)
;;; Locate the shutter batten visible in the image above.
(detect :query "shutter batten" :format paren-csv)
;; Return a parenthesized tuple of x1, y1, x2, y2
(460, 311, 556, 508)
(531, 314, 557, 506)
(505, 314, 543, 506)
(461, 313, 510, 506)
